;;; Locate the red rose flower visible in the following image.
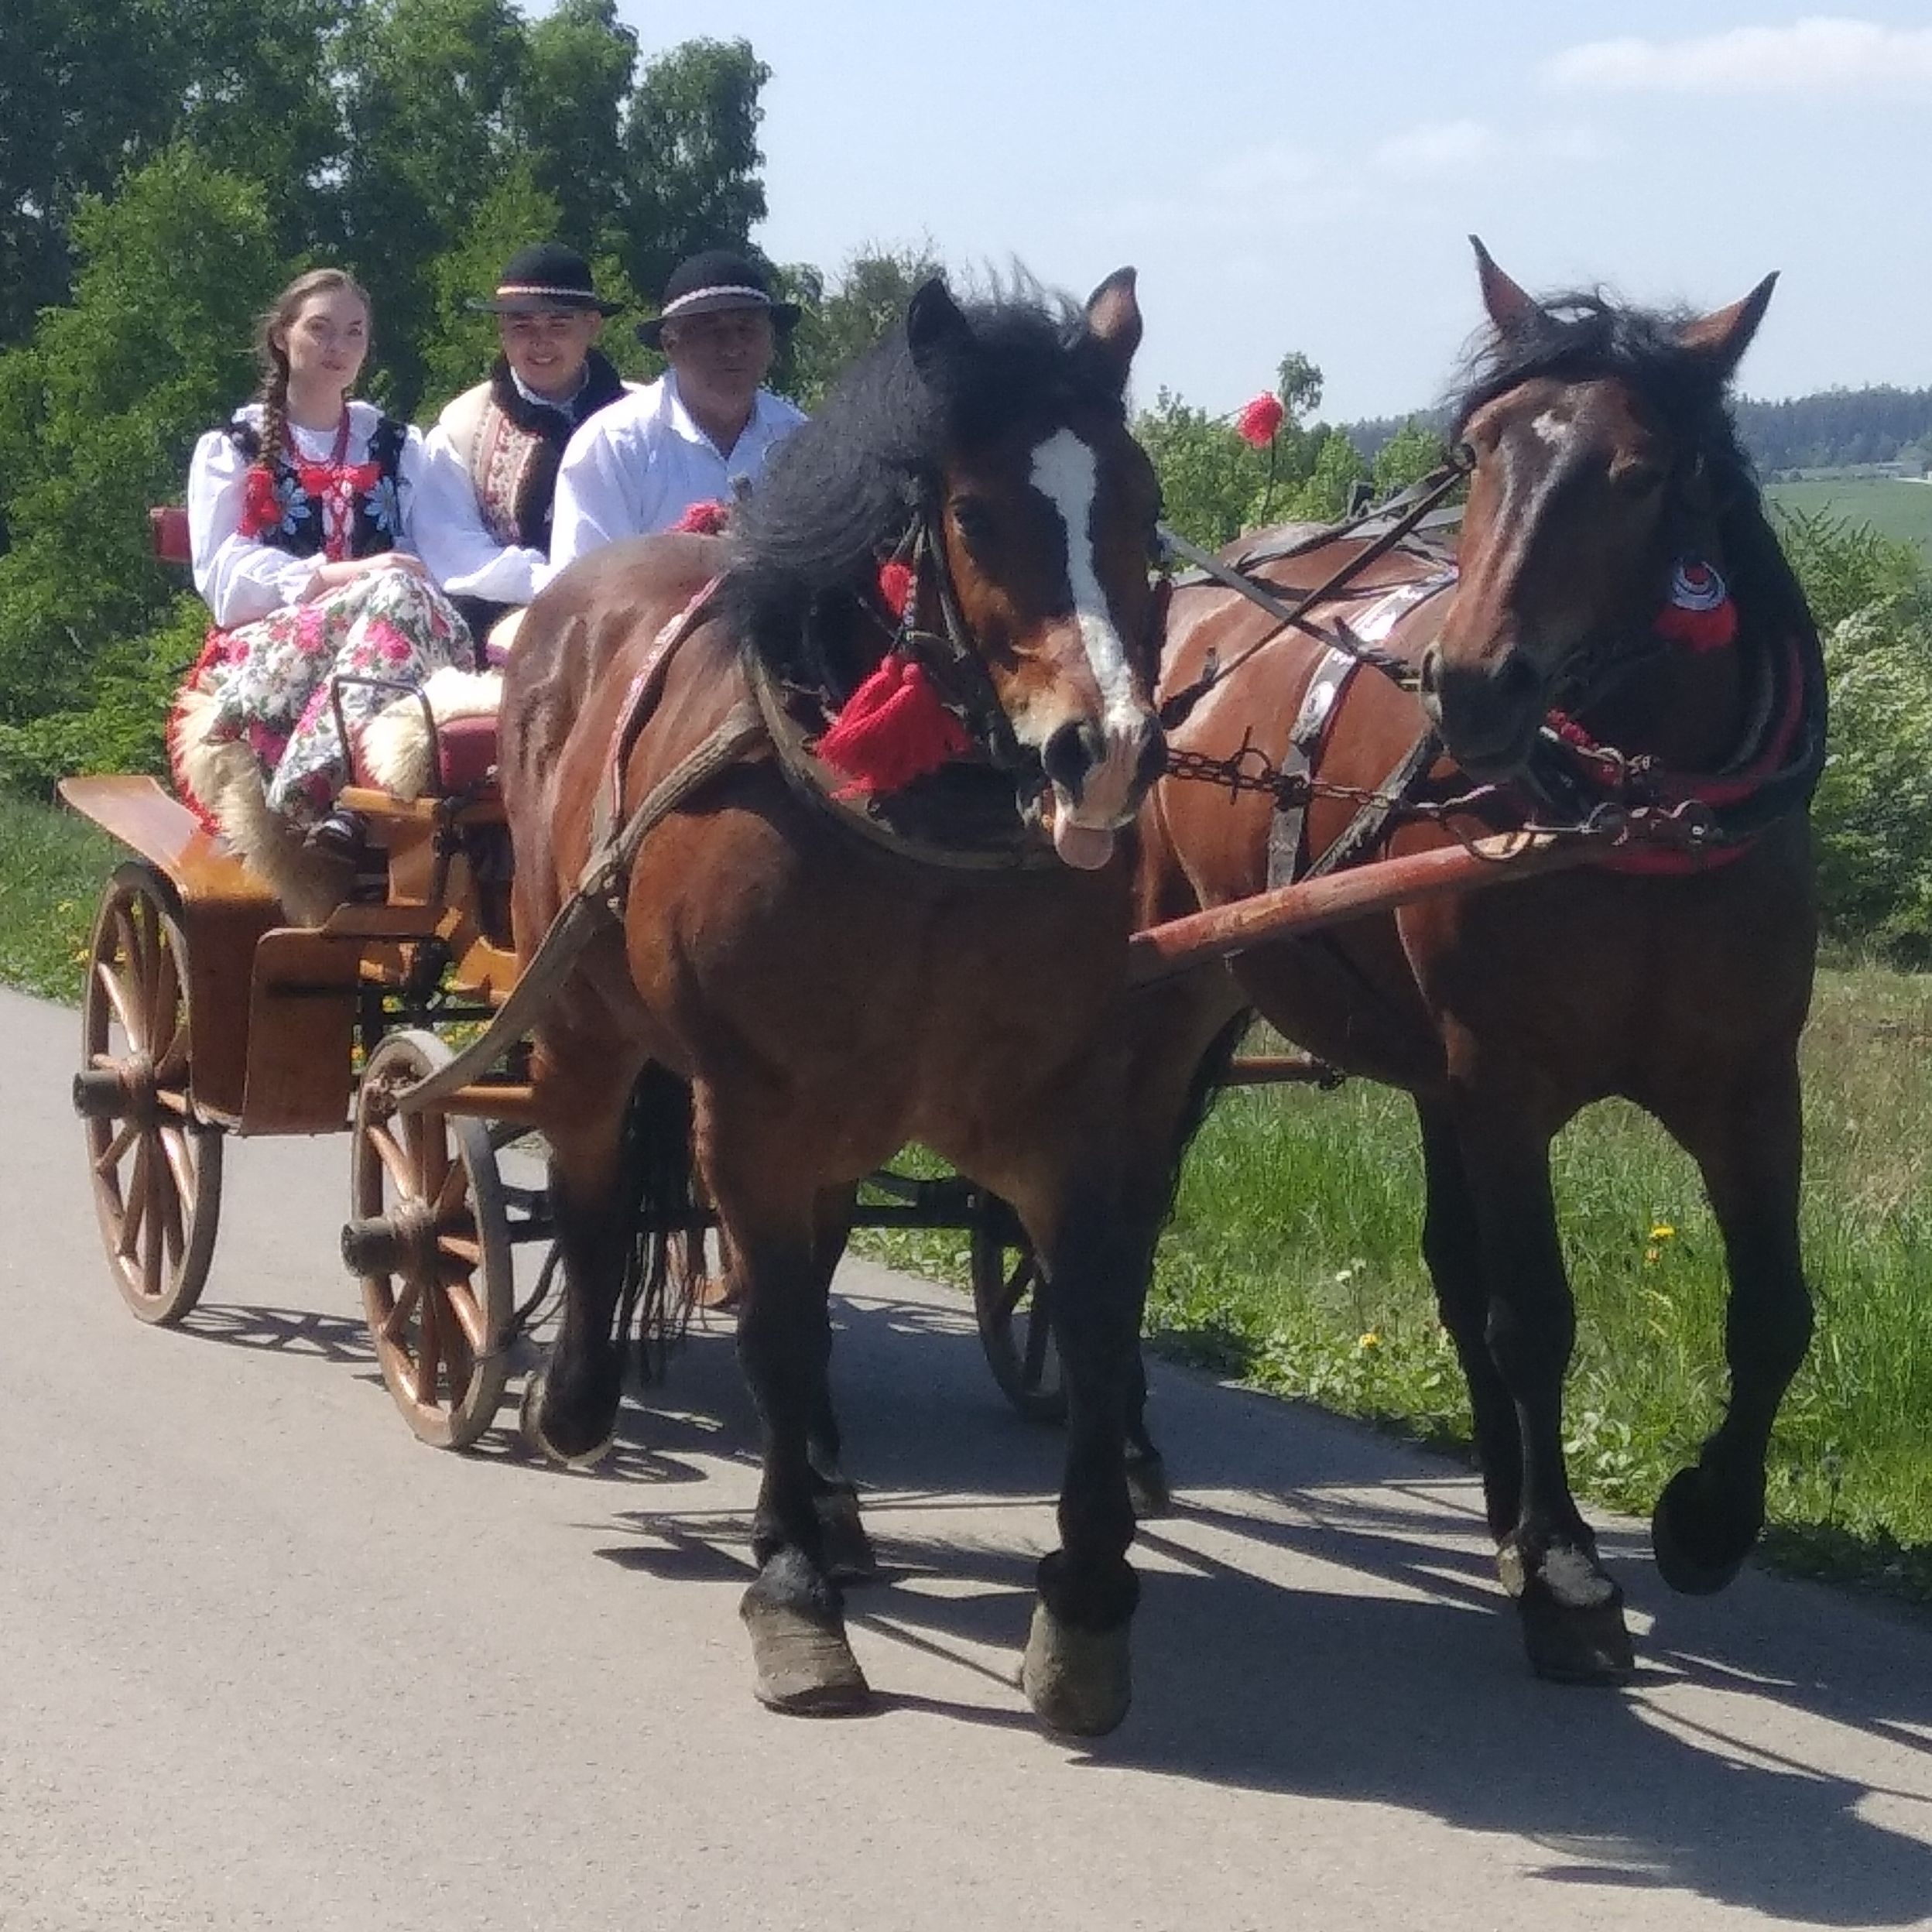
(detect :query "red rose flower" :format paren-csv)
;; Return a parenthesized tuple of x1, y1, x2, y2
(1235, 392, 1286, 448)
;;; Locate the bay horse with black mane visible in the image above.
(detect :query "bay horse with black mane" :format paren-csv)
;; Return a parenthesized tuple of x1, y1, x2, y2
(500, 273, 1197, 1732)
(1132, 241, 1824, 1681)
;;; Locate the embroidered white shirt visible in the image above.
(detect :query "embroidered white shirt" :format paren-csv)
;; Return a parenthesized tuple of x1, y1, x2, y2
(187, 400, 427, 629)
(413, 372, 642, 607)
(546, 372, 807, 573)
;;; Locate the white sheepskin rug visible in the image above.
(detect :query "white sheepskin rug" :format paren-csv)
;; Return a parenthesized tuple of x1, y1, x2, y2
(358, 666, 504, 801)
(171, 666, 504, 924)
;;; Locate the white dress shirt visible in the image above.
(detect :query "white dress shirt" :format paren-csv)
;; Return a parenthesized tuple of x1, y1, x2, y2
(187, 400, 427, 629)
(547, 372, 807, 572)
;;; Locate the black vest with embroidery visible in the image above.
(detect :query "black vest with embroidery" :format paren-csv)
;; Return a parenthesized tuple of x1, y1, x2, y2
(464, 349, 629, 556)
(229, 414, 409, 560)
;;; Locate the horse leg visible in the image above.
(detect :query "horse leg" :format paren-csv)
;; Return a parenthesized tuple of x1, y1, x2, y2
(1650, 1053, 1812, 1593)
(1456, 1107, 1635, 1683)
(1124, 1349, 1172, 1520)
(714, 1162, 868, 1714)
(1416, 1098, 1523, 1540)
(803, 1184, 878, 1584)
(526, 1062, 642, 1466)
(1020, 1187, 1155, 1736)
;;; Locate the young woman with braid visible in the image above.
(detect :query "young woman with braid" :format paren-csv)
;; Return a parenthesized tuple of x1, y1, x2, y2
(175, 268, 474, 858)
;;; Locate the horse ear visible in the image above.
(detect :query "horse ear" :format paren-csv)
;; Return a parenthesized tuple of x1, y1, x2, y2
(1470, 235, 1536, 333)
(906, 278, 975, 382)
(1676, 272, 1778, 385)
(1083, 266, 1142, 389)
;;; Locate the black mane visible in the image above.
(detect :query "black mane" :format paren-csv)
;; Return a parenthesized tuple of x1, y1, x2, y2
(1450, 290, 1754, 486)
(721, 286, 1127, 673)
(1450, 290, 1814, 645)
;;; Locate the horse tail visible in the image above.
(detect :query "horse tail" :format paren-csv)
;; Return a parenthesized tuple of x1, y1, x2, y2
(613, 1061, 703, 1380)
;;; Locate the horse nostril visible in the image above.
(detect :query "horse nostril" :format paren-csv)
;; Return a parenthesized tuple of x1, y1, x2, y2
(1042, 719, 1103, 800)
(1496, 653, 1541, 703)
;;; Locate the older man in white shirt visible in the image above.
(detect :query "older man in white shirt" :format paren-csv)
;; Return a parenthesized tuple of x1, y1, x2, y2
(549, 250, 807, 567)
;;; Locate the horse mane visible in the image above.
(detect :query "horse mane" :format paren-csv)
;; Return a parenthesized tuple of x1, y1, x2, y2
(1449, 290, 1815, 646)
(720, 284, 1129, 676)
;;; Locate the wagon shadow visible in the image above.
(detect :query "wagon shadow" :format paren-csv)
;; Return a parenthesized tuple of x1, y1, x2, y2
(583, 1277, 1932, 1928)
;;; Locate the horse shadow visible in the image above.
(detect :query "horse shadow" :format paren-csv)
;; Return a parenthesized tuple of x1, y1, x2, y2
(577, 1275, 1932, 1930)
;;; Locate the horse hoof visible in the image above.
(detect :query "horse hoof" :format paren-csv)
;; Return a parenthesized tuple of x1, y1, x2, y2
(1652, 1468, 1753, 1596)
(1518, 1576, 1636, 1685)
(519, 1371, 615, 1471)
(1126, 1451, 1173, 1521)
(1020, 1601, 1132, 1737)
(742, 1596, 871, 1715)
(816, 1489, 881, 1585)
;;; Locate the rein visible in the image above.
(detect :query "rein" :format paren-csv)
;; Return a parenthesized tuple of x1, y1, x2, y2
(1155, 453, 1472, 729)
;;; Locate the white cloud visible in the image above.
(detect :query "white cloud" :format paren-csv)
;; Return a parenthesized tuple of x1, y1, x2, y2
(1372, 120, 1500, 178)
(1546, 15, 1932, 94)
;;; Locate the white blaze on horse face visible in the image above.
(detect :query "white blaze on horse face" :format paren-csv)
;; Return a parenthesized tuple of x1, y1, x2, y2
(1027, 426, 1147, 827)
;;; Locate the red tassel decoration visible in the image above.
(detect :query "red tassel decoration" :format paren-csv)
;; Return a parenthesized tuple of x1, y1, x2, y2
(1653, 560, 1738, 653)
(817, 656, 970, 796)
(876, 558, 915, 619)
(670, 498, 731, 535)
(240, 464, 283, 537)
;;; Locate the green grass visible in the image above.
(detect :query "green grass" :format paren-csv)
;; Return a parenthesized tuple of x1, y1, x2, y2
(6, 784, 1927, 1606)
(861, 979, 1932, 1612)
(1766, 475, 1932, 563)
(0, 792, 120, 1000)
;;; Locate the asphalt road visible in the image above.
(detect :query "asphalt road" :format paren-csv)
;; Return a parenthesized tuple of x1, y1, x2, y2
(2, 983, 1928, 1930)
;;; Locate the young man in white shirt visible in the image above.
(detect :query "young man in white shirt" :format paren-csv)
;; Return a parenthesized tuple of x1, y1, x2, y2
(414, 242, 632, 651)
(548, 250, 807, 569)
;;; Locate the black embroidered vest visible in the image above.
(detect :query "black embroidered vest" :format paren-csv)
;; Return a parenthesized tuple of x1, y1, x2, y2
(230, 414, 409, 560)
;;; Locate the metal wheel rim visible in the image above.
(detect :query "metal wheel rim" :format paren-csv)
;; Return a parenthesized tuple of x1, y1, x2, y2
(80, 862, 222, 1325)
(351, 1029, 514, 1448)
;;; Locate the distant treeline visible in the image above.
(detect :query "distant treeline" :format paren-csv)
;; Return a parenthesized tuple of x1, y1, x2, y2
(1349, 385, 1932, 478)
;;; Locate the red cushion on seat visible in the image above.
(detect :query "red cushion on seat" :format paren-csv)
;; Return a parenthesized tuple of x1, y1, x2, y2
(151, 505, 192, 566)
(436, 714, 500, 794)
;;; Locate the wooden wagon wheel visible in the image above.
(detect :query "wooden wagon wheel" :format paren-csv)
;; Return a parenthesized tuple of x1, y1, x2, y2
(77, 861, 224, 1325)
(969, 1193, 1066, 1426)
(347, 1029, 514, 1449)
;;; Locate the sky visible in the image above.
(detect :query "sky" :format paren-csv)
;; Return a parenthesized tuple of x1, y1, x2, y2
(601, 3, 1930, 422)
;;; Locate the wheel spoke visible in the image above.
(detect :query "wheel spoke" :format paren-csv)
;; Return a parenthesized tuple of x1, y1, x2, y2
(996, 1254, 1036, 1324)
(156, 1149, 185, 1268)
(147, 933, 180, 1045)
(415, 1115, 450, 1211)
(158, 1124, 197, 1216)
(413, 1286, 442, 1406)
(154, 1087, 192, 1118)
(436, 1230, 481, 1266)
(367, 1122, 415, 1197)
(430, 1159, 470, 1221)
(1022, 1293, 1053, 1389)
(440, 1276, 489, 1354)
(139, 1147, 166, 1297)
(119, 1134, 151, 1255)
(380, 1274, 423, 1342)
(154, 1019, 190, 1084)
(112, 903, 146, 999)
(96, 961, 139, 1040)
(94, 1118, 139, 1177)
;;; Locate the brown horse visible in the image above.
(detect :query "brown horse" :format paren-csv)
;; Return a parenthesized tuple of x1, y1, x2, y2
(499, 275, 1204, 1732)
(1133, 242, 1824, 1681)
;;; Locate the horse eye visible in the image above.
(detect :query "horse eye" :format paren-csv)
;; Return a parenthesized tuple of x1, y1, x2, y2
(950, 496, 998, 554)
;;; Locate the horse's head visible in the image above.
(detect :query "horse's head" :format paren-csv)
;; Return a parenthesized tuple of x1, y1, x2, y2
(906, 272, 1165, 868)
(1419, 238, 1777, 776)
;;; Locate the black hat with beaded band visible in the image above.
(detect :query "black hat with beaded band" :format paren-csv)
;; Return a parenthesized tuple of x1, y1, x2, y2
(636, 249, 802, 348)
(471, 242, 622, 317)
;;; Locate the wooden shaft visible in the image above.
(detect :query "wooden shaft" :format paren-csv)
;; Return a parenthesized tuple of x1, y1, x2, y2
(1127, 831, 1601, 986)
(1225, 1053, 1338, 1086)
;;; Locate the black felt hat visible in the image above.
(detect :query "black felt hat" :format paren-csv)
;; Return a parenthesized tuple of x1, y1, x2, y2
(471, 242, 620, 316)
(636, 250, 801, 348)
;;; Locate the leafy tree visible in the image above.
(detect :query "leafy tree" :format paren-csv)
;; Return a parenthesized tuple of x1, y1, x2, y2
(782, 244, 944, 406)
(512, 0, 637, 260)
(0, 147, 279, 776)
(622, 38, 770, 303)
(1279, 427, 1368, 522)
(337, 0, 528, 413)
(1372, 418, 1447, 494)
(1276, 350, 1323, 423)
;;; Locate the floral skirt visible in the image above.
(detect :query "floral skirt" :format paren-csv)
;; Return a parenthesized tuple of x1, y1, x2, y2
(174, 570, 474, 827)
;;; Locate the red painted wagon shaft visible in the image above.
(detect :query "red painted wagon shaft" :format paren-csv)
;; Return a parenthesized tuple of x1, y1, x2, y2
(1126, 831, 1604, 985)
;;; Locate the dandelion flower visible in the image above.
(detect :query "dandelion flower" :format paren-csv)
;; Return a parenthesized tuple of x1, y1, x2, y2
(1649, 1223, 1676, 1242)
(1358, 1331, 1381, 1350)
